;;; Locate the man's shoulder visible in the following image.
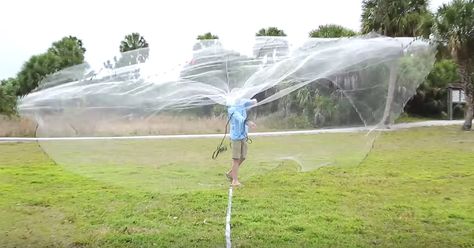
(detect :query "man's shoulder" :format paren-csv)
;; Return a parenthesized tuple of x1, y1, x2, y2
(228, 105, 245, 112)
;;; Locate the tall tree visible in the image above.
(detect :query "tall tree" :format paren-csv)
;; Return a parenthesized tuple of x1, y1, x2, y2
(433, 0, 474, 130)
(119, 33, 149, 53)
(0, 78, 18, 116)
(309, 24, 357, 38)
(361, 0, 433, 37)
(16, 53, 60, 96)
(116, 33, 149, 67)
(16, 36, 86, 96)
(256, 27, 287, 37)
(196, 32, 219, 40)
(361, 0, 432, 126)
(48, 36, 86, 68)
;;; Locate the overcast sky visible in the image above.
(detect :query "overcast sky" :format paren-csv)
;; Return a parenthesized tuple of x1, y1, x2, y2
(0, 0, 451, 80)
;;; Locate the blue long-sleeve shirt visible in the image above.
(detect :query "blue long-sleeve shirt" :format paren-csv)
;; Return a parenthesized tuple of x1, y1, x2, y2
(228, 99, 254, 141)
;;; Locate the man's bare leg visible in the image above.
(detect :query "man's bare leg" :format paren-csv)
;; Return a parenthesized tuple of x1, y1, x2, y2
(230, 158, 241, 186)
(227, 158, 245, 181)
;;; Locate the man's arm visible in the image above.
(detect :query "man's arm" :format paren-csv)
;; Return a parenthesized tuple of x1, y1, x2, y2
(244, 98, 258, 108)
(244, 99, 258, 129)
(247, 120, 257, 129)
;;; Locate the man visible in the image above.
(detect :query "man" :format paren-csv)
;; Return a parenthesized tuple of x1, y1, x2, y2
(226, 98, 257, 187)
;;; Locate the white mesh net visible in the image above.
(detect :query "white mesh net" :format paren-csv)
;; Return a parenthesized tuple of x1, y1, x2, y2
(18, 35, 436, 192)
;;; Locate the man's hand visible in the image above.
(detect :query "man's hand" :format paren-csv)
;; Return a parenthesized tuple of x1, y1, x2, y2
(248, 121, 257, 129)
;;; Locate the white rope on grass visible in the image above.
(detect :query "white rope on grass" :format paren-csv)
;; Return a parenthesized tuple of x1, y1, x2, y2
(0, 120, 463, 142)
(225, 186, 233, 248)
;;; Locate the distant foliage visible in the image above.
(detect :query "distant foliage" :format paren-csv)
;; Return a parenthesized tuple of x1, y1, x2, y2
(15, 36, 86, 96)
(309, 24, 357, 38)
(256, 27, 287, 36)
(197, 32, 219, 40)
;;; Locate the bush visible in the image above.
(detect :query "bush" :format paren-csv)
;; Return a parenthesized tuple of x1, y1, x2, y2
(0, 79, 18, 116)
(405, 59, 459, 117)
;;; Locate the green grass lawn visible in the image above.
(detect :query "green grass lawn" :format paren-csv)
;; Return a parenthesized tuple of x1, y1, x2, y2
(33, 131, 375, 193)
(0, 126, 473, 247)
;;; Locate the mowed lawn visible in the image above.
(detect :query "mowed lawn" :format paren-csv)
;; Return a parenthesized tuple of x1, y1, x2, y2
(0, 126, 473, 247)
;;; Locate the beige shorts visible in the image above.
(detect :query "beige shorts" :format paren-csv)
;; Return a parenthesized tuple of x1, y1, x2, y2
(231, 139, 248, 160)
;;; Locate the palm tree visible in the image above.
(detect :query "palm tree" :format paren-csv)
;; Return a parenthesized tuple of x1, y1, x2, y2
(48, 36, 86, 68)
(116, 33, 149, 67)
(119, 33, 149, 53)
(361, 0, 432, 126)
(361, 0, 432, 37)
(433, 0, 474, 130)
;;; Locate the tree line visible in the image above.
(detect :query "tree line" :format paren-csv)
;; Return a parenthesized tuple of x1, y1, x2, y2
(0, 0, 472, 129)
